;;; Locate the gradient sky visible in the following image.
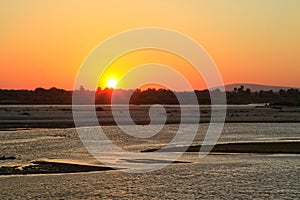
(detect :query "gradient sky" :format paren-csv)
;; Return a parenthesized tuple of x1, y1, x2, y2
(1, 0, 300, 90)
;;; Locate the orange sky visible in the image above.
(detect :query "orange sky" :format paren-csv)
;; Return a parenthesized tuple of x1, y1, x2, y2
(1, 0, 300, 90)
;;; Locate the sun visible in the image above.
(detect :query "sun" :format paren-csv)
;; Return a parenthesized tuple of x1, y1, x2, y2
(107, 78, 118, 88)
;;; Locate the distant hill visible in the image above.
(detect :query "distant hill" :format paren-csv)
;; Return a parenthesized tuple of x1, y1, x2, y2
(213, 83, 300, 92)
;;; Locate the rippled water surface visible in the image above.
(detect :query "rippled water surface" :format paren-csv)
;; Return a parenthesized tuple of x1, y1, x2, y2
(0, 123, 299, 199)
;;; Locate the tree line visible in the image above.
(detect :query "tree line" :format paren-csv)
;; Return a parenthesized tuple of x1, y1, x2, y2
(0, 86, 299, 106)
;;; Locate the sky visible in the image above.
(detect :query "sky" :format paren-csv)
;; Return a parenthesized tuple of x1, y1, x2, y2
(1, 0, 300, 91)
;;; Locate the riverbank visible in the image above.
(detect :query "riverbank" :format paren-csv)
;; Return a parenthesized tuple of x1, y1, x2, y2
(0, 105, 300, 129)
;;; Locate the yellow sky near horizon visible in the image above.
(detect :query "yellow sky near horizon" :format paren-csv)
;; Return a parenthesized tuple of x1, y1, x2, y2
(1, 0, 300, 90)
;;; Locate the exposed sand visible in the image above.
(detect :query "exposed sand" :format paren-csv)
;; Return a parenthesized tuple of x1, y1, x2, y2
(0, 105, 300, 129)
(0, 160, 115, 175)
(142, 141, 300, 154)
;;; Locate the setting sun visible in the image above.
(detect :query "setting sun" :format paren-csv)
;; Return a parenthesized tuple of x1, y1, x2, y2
(107, 78, 118, 88)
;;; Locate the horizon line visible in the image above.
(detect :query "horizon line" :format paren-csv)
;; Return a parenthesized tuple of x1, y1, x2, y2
(1, 82, 300, 91)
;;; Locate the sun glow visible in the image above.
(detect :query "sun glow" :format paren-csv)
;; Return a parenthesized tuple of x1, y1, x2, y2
(107, 78, 118, 88)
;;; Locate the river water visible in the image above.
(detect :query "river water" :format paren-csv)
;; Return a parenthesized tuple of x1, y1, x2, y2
(0, 122, 299, 199)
